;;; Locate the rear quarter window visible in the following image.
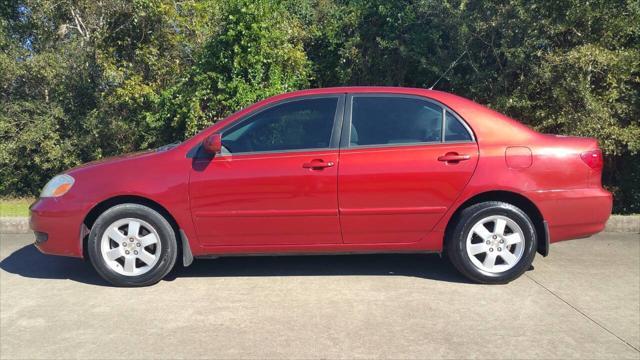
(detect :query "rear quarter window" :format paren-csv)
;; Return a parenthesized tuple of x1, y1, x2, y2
(445, 111, 473, 142)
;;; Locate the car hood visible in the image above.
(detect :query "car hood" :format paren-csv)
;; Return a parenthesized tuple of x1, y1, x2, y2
(66, 150, 159, 175)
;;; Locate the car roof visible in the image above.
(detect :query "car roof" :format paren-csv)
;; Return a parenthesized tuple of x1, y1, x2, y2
(265, 87, 538, 143)
(190, 86, 538, 146)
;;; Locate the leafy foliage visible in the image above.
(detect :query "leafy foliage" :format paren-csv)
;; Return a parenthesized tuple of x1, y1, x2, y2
(156, 0, 310, 138)
(1, 0, 639, 213)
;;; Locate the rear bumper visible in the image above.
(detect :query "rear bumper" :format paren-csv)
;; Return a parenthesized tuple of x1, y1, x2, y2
(29, 197, 88, 258)
(528, 187, 613, 243)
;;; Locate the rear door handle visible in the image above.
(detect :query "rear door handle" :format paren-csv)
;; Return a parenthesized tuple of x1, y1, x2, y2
(302, 160, 335, 169)
(438, 153, 471, 162)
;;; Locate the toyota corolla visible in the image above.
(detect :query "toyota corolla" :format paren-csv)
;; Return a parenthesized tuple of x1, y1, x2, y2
(30, 87, 613, 286)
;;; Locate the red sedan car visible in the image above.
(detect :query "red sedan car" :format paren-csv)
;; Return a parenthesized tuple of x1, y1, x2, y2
(30, 87, 612, 286)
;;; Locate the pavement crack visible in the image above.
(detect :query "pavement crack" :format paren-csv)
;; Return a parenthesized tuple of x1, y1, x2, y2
(525, 273, 640, 353)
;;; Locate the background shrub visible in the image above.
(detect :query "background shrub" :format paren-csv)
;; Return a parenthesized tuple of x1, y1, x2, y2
(1, 0, 638, 213)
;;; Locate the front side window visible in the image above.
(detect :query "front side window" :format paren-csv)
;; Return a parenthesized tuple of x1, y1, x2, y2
(222, 97, 338, 153)
(350, 96, 443, 146)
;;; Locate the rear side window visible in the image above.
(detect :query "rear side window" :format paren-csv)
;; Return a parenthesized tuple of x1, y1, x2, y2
(445, 111, 473, 142)
(222, 97, 338, 153)
(350, 96, 443, 146)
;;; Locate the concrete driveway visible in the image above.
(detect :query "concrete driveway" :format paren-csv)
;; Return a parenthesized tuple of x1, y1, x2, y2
(1, 232, 638, 359)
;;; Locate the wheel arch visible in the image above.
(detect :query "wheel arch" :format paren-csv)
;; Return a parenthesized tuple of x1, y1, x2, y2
(82, 195, 190, 264)
(445, 190, 549, 257)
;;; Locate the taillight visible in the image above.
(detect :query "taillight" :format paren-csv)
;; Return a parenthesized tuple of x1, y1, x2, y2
(581, 149, 603, 170)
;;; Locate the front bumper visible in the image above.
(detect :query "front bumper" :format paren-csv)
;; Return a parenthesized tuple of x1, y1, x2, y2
(29, 197, 88, 258)
(528, 187, 613, 243)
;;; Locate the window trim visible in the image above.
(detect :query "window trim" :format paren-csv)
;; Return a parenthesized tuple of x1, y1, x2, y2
(217, 94, 346, 156)
(340, 93, 475, 149)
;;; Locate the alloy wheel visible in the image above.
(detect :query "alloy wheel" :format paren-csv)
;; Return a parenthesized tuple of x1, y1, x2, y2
(465, 215, 525, 273)
(100, 218, 162, 276)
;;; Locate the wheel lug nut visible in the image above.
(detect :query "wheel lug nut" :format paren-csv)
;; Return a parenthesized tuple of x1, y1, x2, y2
(498, 247, 502, 251)
(136, 243, 141, 247)
(134, 250, 138, 255)
(500, 239, 504, 243)
(486, 240, 491, 245)
(129, 238, 134, 242)
(122, 242, 127, 247)
(489, 248, 494, 252)
(493, 235, 497, 239)
(125, 250, 130, 255)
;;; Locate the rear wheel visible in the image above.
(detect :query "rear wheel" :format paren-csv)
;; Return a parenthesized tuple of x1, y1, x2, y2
(88, 204, 177, 287)
(447, 201, 537, 284)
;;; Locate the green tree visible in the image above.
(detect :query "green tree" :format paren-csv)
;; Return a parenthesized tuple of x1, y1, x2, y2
(1, 0, 201, 194)
(156, 0, 311, 138)
(1, 0, 639, 213)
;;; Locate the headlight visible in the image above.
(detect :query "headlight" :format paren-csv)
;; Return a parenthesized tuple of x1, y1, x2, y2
(40, 174, 75, 198)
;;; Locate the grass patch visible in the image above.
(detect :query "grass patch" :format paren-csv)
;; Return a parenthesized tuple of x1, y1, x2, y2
(0, 198, 34, 217)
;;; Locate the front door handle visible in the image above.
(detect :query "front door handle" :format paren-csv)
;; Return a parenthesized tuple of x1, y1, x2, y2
(438, 153, 471, 163)
(303, 159, 335, 169)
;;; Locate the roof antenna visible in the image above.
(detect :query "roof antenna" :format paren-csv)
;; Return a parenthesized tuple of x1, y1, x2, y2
(428, 50, 467, 90)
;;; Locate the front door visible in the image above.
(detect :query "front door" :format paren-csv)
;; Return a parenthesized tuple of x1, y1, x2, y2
(190, 95, 345, 246)
(338, 94, 479, 244)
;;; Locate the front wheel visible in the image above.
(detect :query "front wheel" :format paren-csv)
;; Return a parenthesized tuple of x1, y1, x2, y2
(87, 204, 177, 287)
(446, 201, 537, 284)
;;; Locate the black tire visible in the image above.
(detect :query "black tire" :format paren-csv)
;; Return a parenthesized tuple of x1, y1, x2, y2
(446, 201, 537, 284)
(87, 203, 178, 287)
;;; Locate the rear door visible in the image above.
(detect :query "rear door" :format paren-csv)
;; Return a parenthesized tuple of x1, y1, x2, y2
(338, 94, 479, 244)
(190, 95, 345, 246)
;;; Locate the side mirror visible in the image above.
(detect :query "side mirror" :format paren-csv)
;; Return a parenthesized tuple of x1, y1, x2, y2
(203, 133, 222, 154)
